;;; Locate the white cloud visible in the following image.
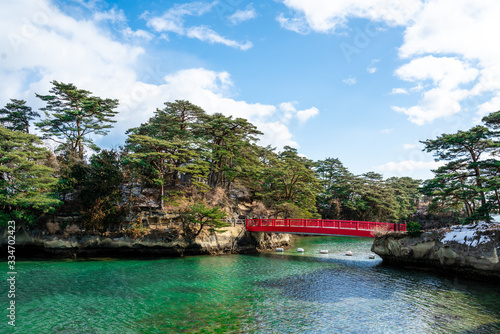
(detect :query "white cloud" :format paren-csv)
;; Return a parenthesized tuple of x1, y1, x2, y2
(380, 128, 393, 134)
(395, 0, 500, 123)
(393, 56, 478, 124)
(403, 144, 418, 150)
(278, 102, 296, 121)
(477, 95, 500, 117)
(391, 88, 408, 95)
(228, 5, 257, 25)
(122, 27, 153, 40)
(0, 1, 309, 150)
(395, 56, 478, 90)
(280, 0, 500, 125)
(278, 0, 423, 34)
(276, 13, 310, 35)
(93, 7, 153, 41)
(254, 121, 298, 148)
(398, 0, 500, 61)
(410, 83, 423, 93)
(144, 2, 252, 50)
(392, 86, 470, 125)
(113, 67, 305, 148)
(278, 102, 319, 123)
(367, 59, 379, 73)
(342, 76, 357, 86)
(186, 26, 252, 50)
(145, 2, 214, 34)
(297, 107, 319, 123)
(93, 8, 126, 23)
(1, 0, 143, 101)
(376, 160, 443, 173)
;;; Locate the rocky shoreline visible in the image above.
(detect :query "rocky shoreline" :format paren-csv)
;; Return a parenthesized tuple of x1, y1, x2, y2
(3, 226, 290, 259)
(372, 223, 500, 283)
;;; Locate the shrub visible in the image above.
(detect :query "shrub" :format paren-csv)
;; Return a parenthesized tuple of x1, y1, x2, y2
(251, 201, 269, 218)
(47, 222, 60, 234)
(406, 221, 422, 237)
(124, 220, 148, 239)
(371, 224, 390, 237)
(180, 202, 228, 240)
(65, 224, 80, 234)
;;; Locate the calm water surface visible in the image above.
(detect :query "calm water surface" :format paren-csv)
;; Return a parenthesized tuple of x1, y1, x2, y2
(3, 236, 500, 333)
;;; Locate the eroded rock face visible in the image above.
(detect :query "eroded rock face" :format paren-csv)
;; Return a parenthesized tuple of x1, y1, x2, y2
(2, 226, 290, 259)
(371, 223, 500, 281)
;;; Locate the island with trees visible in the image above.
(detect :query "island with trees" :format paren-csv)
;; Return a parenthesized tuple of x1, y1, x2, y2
(1, 80, 499, 270)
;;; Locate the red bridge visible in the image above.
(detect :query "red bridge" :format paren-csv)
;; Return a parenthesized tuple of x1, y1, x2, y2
(245, 219, 405, 238)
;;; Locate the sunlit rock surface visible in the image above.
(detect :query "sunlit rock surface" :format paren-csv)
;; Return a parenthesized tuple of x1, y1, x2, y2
(2, 226, 290, 259)
(372, 223, 500, 282)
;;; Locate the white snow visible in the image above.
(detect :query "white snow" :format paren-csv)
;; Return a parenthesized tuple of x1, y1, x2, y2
(441, 222, 492, 246)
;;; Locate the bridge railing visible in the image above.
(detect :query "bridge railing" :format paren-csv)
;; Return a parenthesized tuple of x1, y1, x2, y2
(246, 219, 405, 232)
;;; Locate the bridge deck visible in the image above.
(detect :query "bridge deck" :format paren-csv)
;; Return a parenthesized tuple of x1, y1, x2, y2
(245, 219, 405, 238)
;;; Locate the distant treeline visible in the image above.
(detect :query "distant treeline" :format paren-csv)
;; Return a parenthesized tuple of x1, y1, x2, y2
(1, 80, 499, 231)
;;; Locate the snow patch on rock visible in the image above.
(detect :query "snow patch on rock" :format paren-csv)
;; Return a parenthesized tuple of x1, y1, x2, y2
(441, 222, 492, 246)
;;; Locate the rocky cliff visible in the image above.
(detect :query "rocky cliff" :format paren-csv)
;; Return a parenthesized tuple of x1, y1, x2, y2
(372, 223, 500, 282)
(4, 226, 290, 259)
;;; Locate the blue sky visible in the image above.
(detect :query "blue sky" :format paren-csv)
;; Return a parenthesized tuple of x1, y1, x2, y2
(2, 0, 500, 180)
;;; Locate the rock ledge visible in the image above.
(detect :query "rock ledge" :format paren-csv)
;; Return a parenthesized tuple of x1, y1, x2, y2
(372, 223, 500, 282)
(2, 226, 290, 259)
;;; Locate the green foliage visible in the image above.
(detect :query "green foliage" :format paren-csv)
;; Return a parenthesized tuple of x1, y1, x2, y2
(35, 81, 119, 159)
(200, 113, 262, 189)
(257, 146, 321, 218)
(79, 150, 125, 232)
(0, 127, 60, 225)
(124, 220, 148, 239)
(51, 149, 124, 232)
(126, 100, 209, 208)
(316, 158, 421, 222)
(422, 119, 499, 223)
(483, 110, 500, 131)
(386, 176, 422, 221)
(125, 100, 323, 219)
(0, 99, 39, 133)
(54, 151, 85, 202)
(13, 90, 500, 232)
(406, 221, 422, 237)
(316, 158, 354, 218)
(180, 202, 228, 239)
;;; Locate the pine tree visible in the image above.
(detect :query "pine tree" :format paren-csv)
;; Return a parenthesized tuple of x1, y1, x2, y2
(260, 146, 321, 218)
(422, 125, 497, 222)
(0, 127, 59, 224)
(126, 100, 209, 208)
(200, 113, 262, 189)
(35, 81, 119, 159)
(316, 158, 356, 219)
(0, 99, 39, 133)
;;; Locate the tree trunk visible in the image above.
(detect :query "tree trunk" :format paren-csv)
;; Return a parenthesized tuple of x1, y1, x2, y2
(160, 183, 164, 209)
(470, 151, 486, 208)
(495, 189, 500, 214)
(464, 200, 472, 217)
(77, 118, 83, 160)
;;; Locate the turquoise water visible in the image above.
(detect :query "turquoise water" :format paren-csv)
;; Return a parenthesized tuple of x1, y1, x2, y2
(3, 236, 500, 333)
